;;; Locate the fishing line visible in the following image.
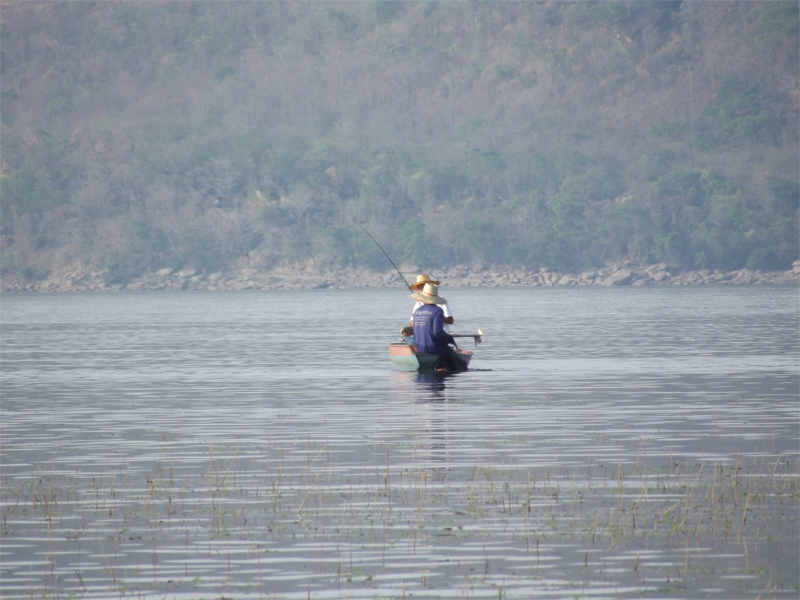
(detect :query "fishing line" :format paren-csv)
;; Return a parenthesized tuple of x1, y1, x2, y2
(351, 217, 412, 290)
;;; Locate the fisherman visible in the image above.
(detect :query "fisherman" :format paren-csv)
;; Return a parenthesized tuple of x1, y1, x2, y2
(411, 282, 468, 372)
(409, 274, 454, 332)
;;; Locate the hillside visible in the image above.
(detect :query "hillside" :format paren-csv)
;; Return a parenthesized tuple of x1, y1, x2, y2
(1, 1, 798, 289)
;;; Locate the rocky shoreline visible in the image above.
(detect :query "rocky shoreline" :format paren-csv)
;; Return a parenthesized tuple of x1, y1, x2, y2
(3, 260, 799, 293)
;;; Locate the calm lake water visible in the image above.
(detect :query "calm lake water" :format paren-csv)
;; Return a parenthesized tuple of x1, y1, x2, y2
(1, 286, 798, 599)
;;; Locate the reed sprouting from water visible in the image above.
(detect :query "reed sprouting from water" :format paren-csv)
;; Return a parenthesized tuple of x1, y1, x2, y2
(1, 434, 797, 599)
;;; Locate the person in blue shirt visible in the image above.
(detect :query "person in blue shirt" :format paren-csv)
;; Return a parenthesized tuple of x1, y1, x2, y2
(409, 274, 454, 332)
(410, 282, 468, 372)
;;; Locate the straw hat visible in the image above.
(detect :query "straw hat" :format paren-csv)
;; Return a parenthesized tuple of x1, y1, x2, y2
(410, 273, 440, 291)
(411, 282, 447, 305)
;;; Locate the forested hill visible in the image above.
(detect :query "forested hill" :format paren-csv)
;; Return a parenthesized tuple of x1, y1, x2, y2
(1, 1, 798, 287)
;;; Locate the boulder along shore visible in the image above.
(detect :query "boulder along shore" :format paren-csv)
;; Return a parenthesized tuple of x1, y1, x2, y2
(4, 260, 799, 293)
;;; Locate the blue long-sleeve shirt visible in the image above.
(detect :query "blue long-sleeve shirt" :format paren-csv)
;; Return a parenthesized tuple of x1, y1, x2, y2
(412, 304, 455, 355)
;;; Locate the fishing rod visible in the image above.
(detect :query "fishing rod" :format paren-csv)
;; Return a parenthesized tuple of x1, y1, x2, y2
(351, 217, 412, 290)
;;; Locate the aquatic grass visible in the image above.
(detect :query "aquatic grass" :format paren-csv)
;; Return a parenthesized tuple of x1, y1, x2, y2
(1, 434, 798, 599)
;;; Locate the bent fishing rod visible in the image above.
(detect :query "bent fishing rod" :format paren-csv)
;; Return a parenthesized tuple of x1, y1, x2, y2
(351, 217, 412, 290)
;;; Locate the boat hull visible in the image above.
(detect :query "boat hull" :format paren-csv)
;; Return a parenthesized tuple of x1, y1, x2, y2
(388, 343, 472, 372)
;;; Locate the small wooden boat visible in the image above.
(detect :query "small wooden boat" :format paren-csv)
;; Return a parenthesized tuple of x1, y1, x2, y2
(388, 343, 473, 372)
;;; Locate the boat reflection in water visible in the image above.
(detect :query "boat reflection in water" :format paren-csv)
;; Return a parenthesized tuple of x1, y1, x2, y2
(386, 371, 452, 463)
(411, 372, 451, 464)
(413, 371, 448, 403)
(388, 370, 452, 404)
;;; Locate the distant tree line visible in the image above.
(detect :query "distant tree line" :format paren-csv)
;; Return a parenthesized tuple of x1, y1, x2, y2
(1, 1, 797, 285)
